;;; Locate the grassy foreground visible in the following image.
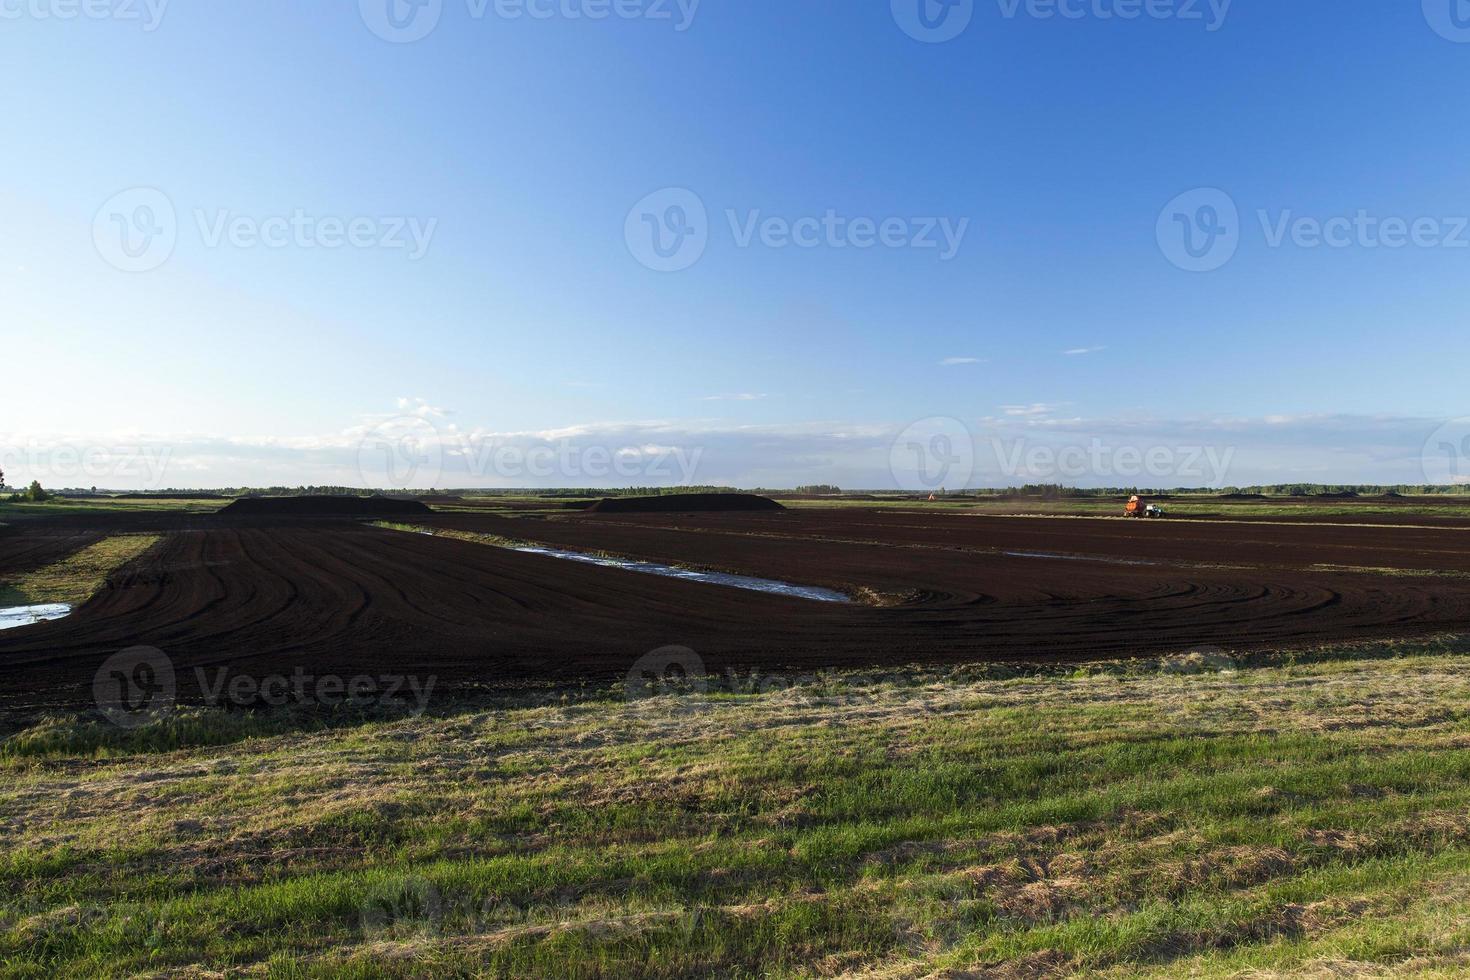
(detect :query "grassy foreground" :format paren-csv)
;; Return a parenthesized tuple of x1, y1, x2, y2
(7, 643, 1470, 976)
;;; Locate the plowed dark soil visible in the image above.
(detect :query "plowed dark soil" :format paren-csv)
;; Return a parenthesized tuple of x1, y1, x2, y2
(4, 507, 1470, 712)
(584, 493, 783, 514)
(0, 525, 107, 576)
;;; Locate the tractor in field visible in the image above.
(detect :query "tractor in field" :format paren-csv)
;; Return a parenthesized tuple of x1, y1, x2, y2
(1125, 495, 1165, 519)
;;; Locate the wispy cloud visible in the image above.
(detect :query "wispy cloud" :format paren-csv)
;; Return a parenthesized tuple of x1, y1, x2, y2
(939, 357, 985, 366)
(701, 393, 767, 402)
(999, 403, 1059, 418)
(1063, 346, 1107, 356)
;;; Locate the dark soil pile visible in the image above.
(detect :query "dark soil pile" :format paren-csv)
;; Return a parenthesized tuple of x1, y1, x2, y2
(584, 493, 785, 514)
(219, 496, 432, 517)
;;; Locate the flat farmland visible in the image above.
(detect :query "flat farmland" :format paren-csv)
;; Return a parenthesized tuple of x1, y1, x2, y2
(9, 501, 1470, 977)
(6, 505, 1470, 712)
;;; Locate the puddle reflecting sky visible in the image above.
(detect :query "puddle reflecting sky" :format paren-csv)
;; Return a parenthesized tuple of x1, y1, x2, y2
(515, 547, 851, 603)
(0, 603, 72, 631)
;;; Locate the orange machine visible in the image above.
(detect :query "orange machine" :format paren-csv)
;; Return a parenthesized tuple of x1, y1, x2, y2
(1125, 495, 1165, 518)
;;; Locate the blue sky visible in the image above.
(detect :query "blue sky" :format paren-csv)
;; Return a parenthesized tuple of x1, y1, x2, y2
(4, 1, 1470, 489)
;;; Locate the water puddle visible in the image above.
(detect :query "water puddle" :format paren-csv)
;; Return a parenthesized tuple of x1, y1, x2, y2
(0, 603, 72, 631)
(1004, 550, 1159, 567)
(515, 547, 851, 603)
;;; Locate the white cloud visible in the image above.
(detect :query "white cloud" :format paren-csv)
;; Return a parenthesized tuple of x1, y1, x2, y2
(701, 393, 767, 402)
(1063, 346, 1106, 356)
(999, 403, 1059, 418)
(940, 357, 985, 366)
(0, 408, 1461, 491)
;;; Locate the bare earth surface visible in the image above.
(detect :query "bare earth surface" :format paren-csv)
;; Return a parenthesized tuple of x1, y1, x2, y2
(5, 505, 1470, 711)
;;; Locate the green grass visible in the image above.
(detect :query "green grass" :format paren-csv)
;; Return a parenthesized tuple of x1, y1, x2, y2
(7, 641, 1470, 976)
(0, 534, 160, 608)
(0, 497, 226, 519)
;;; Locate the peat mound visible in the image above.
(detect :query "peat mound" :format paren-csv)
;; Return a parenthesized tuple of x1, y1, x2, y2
(219, 496, 432, 517)
(584, 493, 785, 514)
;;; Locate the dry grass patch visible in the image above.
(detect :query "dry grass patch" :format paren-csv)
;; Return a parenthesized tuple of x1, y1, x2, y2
(0, 533, 160, 607)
